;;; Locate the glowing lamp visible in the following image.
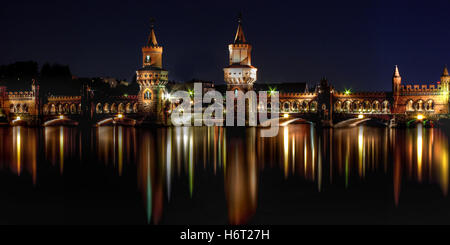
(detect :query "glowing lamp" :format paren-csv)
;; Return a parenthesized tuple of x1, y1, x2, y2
(358, 114, 364, 119)
(16, 116, 21, 120)
(59, 115, 64, 119)
(417, 114, 424, 120)
(117, 113, 123, 119)
(283, 114, 289, 118)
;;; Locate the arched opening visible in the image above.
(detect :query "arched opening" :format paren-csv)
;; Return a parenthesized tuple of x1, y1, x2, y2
(415, 99, 424, 111)
(22, 104, 28, 113)
(96, 103, 102, 114)
(126, 103, 132, 113)
(283, 102, 290, 112)
(133, 103, 139, 113)
(70, 104, 77, 114)
(382, 100, 390, 113)
(406, 100, 414, 111)
(50, 104, 56, 114)
(111, 103, 117, 113)
(292, 101, 299, 112)
(352, 101, 360, 112)
(425, 99, 434, 111)
(343, 101, 351, 112)
(118, 103, 125, 113)
(363, 101, 371, 112)
(10, 104, 15, 113)
(334, 101, 342, 112)
(302, 101, 309, 112)
(43, 104, 49, 115)
(64, 104, 70, 114)
(372, 101, 380, 112)
(103, 103, 110, 114)
(310, 101, 318, 112)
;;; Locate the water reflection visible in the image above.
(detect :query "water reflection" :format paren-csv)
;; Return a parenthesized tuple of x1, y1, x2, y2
(0, 123, 449, 224)
(0, 127, 38, 183)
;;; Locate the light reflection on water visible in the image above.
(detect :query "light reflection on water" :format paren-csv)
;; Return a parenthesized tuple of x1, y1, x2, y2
(0, 124, 449, 224)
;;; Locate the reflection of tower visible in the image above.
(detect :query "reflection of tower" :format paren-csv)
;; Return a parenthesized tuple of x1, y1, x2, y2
(392, 65, 402, 113)
(223, 14, 257, 93)
(225, 128, 257, 224)
(137, 19, 168, 124)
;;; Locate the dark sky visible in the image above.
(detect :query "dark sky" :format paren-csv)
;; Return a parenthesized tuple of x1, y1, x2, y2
(1, 0, 449, 91)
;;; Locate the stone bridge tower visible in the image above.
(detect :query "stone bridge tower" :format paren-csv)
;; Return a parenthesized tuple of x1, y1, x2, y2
(224, 14, 257, 93)
(136, 19, 168, 124)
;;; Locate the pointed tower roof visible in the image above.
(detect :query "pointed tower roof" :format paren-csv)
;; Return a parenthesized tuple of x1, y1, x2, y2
(147, 18, 158, 47)
(394, 65, 401, 77)
(234, 13, 247, 44)
(443, 65, 449, 76)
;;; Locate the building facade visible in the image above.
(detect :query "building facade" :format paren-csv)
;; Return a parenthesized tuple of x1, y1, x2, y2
(0, 17, 448, 126)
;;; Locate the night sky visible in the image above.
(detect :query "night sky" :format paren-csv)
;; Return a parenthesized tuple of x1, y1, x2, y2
(1, 0, 449, 91)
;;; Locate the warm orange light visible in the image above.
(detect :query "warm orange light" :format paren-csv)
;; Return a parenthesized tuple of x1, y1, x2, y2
(283, 113, 289, 118)
(16, 116, 21, 120)
(117, 113, 123, 119)
(59, 115, 64, 119)
(358, 114, 364, 119)
(417, 114, 424, 120)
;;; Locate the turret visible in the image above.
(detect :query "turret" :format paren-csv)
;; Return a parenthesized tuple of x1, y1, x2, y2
(392, 65, 401, 94)
(441, 65, 449, 91)
(223, 13, 257, 92)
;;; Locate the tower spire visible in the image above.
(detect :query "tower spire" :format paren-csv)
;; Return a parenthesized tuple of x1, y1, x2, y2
(147, 18, 158, 47)
(234, 13, 247, 44)
(394, 65, 401, 77)
(443, 65, 449, 76)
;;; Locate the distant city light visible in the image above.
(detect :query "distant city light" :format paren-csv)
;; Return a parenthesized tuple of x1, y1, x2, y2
(344, 89, 351, 95)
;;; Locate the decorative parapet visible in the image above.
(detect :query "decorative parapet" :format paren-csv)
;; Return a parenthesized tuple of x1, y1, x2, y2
(47, 96, 81, 102)
(334, 91, 388, 99)
(5, 91, 35, 99)
(400, 83, 442, 92)
(279, 92, 317, 98)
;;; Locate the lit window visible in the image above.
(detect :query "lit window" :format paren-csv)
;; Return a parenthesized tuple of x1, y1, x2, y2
(144, 90, 152, 100)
